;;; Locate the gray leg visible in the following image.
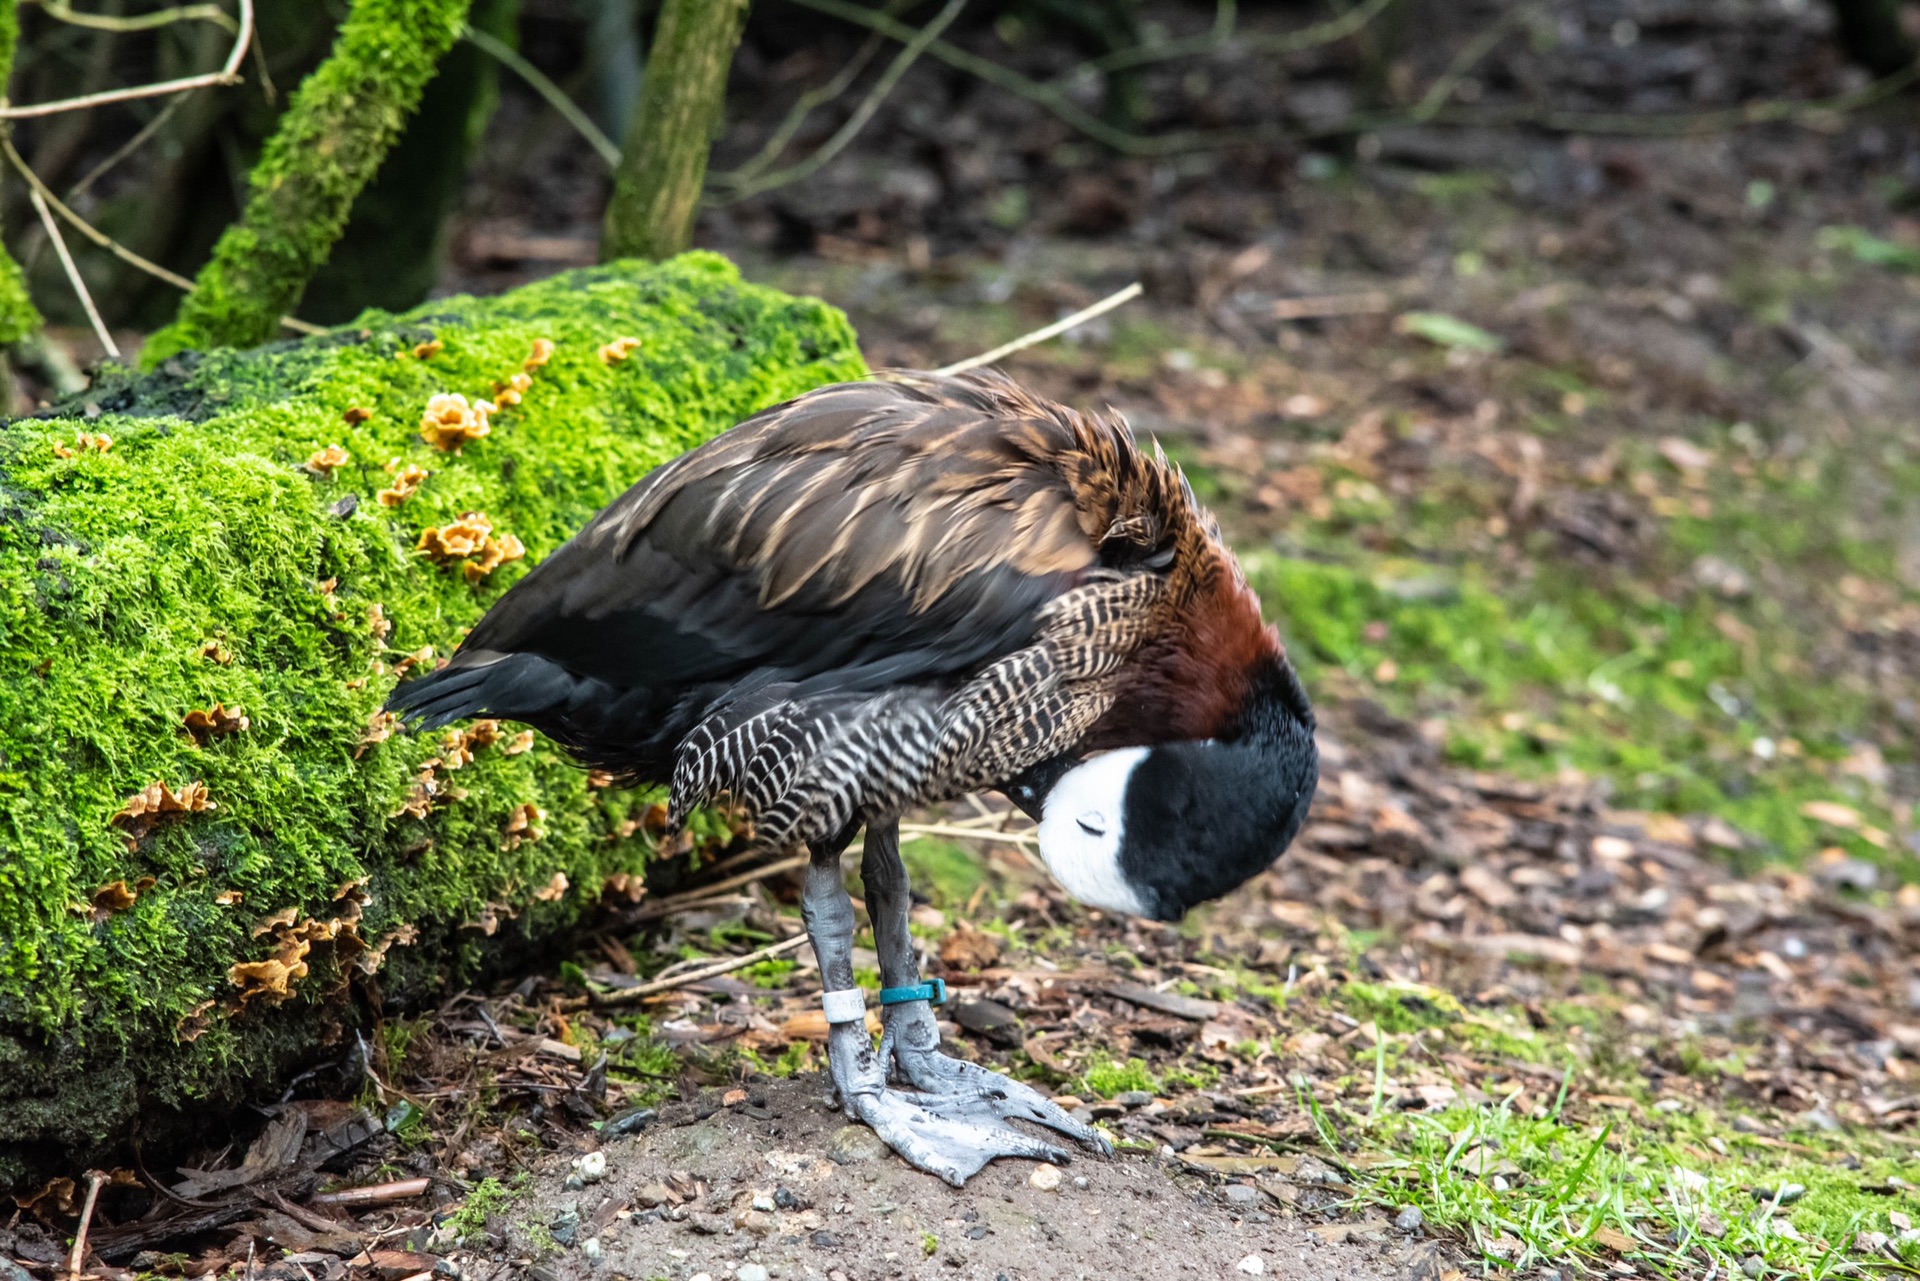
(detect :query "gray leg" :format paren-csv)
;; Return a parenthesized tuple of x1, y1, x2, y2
(800, 834, 1067, 1186)
(864, 819, 1109, 1156)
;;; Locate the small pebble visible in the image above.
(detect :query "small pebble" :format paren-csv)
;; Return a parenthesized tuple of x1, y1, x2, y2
(1114, 1090, 1154, 1108)
(1236, 1255, 1265, 1276)
(1071, 1176, 1090, 1191)
(1752, 1183, 1806, 1205)
(580, 1237, 601, 1261)
(572, 1151, 608, 1184)
(1394, 1206, 1424, 1233)
(1742, 1257, 1764, 1278)
(751, 1194, 776, 1213)
(737, 1266, 770, 1281)
(1029, 1164, 1062, 1192)
(1223, 1183, 1260, 1207)
(774, 1187, 803, 1210)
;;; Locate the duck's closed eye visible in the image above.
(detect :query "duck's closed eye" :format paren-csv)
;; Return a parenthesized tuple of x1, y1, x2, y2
(1076, 812, 1107, 837)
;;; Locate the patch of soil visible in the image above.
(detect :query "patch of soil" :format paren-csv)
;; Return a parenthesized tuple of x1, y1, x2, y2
(509, 1075, 1444, 1281)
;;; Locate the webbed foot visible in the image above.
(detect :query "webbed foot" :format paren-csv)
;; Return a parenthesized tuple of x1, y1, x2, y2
(882, 998, 1112, 1155)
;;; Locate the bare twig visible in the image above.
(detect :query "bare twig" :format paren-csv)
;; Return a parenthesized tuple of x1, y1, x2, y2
(1410, 1, 1540, 124)
(712, 18, 893, 188)
(310, 1177, 430, 1208)
(708, 0, 966, 204)
(67, 92, 191, 199)
(1066, 0, 1398, 78)
(935, 281, 1143, 375)
(32, 0, 237, 35)
(901, 819, 1037, 845)
(4, 134, 322, 336)
(463, 24, 620, 169)
(1, 0, 253, 118)
(589, 932, 811, 1007)
(789, 0, 1291, 157)
(1432, 62, 1920, 135)
(67, 1170, 106, 1281)
(7, 135, 194, 289)
(634, 852, 811, 921)
(29, 188, 118, 358)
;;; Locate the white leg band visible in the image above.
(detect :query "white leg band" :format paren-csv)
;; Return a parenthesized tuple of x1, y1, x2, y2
(820, 988, 866, 1025)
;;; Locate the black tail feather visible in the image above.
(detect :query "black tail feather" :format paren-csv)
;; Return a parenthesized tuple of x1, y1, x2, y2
(384, 651, 588, 731)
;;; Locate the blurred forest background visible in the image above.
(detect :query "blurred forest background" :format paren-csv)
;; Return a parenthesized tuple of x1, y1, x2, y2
(11, 1, 1920, 1275)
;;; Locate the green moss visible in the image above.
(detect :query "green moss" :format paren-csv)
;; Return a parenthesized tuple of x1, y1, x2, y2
(143, 0, 470, 362)
(0, 0, 42, 346)
(0, 252, 866, 1182)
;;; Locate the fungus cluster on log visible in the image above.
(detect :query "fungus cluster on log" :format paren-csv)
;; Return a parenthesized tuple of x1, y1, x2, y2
(0, 254, 865, 1184)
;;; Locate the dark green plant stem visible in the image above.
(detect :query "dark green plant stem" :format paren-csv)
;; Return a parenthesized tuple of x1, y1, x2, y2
(143, 0, 471, 365)
(0, 0, 44, 345)
(600, 0, 748, 262)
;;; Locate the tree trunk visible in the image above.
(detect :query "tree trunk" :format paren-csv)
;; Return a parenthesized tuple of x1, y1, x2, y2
(0, 252, 866, 1186)
(600, 0, 749, 263)
(0, 0, 43, 345)
(142, 0, 473, 364)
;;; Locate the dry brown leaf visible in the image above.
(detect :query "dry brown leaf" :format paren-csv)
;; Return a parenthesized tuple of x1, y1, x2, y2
(938, 922, 1004, 972)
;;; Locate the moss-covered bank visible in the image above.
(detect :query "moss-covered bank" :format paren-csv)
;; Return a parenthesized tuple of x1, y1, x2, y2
(0, 252, 867, 1182)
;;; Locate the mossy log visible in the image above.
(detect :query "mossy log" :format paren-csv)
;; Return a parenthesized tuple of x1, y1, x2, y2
(0, 253, 867, 1184)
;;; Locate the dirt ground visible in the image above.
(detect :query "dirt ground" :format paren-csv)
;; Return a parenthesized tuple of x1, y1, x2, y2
(506, 1076, 1444, 1281)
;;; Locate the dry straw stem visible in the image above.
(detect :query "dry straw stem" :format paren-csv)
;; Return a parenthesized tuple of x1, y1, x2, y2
(66, 1170, 106, 1280)
(934, 281, 1143, 376)
(0, 0, 252, 118)
(587, 931, 811, 1007)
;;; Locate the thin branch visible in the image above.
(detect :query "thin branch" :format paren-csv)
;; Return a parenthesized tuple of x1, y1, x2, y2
(31, 0, 237, 35)
(1, 0, 252, 118)
(4, 134, 322, 336)
(29, 187, 118, 358)
(1410, 1, 1540, 124)
(589, 932, 811, 1007)
(7, 135, 194, 289)
(635, 852, 811, 921)
(463, 24, 620, 169)
(789, 0, 1286, 157)
(935, 281, 1143, 375)
(1067, 0, 1399, 78)
(67, 92, 191, 199)
(709, 0, 966, 204)
(712, 19, 892, 189)
(1433, 61, 1920, 135)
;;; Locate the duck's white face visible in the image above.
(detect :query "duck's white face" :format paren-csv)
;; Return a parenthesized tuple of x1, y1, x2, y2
(1034, 747, 1151, 917)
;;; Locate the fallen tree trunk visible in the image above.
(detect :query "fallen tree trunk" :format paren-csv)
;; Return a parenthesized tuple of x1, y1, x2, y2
(0, 252, 866, 1184)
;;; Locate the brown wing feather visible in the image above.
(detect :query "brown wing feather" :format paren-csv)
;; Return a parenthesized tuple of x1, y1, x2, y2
(454, 371, 1187, 703)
